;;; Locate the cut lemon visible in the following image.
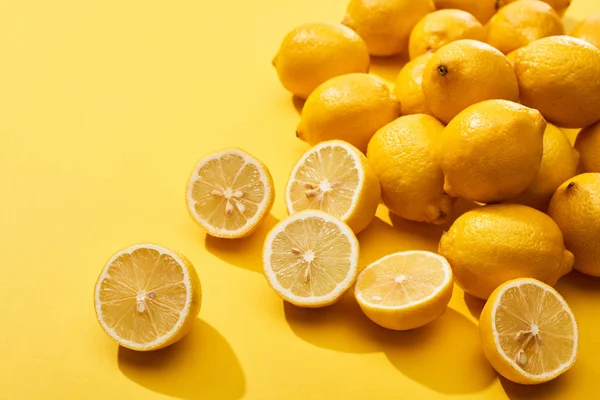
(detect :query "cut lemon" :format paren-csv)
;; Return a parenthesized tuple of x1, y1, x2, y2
(186, 148, 275, 239)
(354, 251, 453, 330)
(480, 278, 578, 384)
(263, 210, 359, 307)
(94, 244, 202, 351)
(285, 140, 381, 234)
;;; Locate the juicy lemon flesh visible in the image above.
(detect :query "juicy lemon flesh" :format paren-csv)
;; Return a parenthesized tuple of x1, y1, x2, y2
(269, 217, 353, 298)
(357, 253, 446, 307)
(495, 283, 577, 377)
(190, 153, 266, 232)
(288, 145, 359, 219)
(97, 247, 188, 345)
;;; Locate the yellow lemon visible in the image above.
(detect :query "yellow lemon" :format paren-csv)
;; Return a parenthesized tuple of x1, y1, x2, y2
(94, 244, 202, 351)
(393, 53, 434, 116)
(367, 114, 454, 224)
(439, 204, 574, 299)
(297, 73, 400, 153)
(572, 14, 600, 49)
(486, 0, 564, 54)
(501, 0, 572, 16)
(508, 36, 600, 128)
(575, 121, 600, 172)
(549, 173, 600, 276)
(342, 0, 435, 56)
(355, 251, 453, 330)
(272, 23, 370, 99)
(285, 140, 381, 234)
(409, 9, 484, 59)
(422, 39, 519, 124)
(437, 99, 545, 203)
(433, 0, 498, 23)
(480, 278, 578, 384)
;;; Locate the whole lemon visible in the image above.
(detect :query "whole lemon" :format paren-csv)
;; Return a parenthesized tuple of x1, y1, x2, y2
(508, 36, 600, 128)
(575, 121, 600, 172)
(408, 9, 484, 59)
(393, 53, 434, 116)
(433, 0, 498, 23)
(272, 23, 370, 99)
(367, 114, 454, 224)
(572, 14, 600, 49)
(437, 99, 546, 203)
(439, 204, 574, 299)
(486, 0, 564, 54)
(342, 0, 435, 56)
(507, 124, 579, 210)
(549, 173, 600, 276)
(422, 39, 519, 124)
(501, 0, 572, 16)
(297, 73, 400, 153)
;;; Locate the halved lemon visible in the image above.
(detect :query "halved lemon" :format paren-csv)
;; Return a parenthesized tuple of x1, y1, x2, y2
(263, 210, 359, 307)
(94, 244, 202, 351)
(354, 251, 454, 330)
(480, 278, 578, 384)
(186, 148, 275, 239)
(285, 140, 381, 234)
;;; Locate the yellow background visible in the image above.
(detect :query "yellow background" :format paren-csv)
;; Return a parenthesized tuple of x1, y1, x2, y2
(1, 1, 599, 399)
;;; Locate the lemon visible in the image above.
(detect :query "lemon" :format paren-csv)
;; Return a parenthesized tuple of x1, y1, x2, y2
(262, 211, 359, 308)
(272, 23, 370, 99)
(439, 204, 574, 300)
(422, 39, 520, 124)
(286, 140, 380, 234)
(486, 0, 564, 54)
(480, 278, 578, 384)
(433, 0, 498, 23)
(409, 9, 484, 60)
(367, 114, 454, 224)
(549, 173, 600, 276)
(297, 73, 400, 153)
(507, 124, 579, 210)
(501, 0, 572, 16)
(355, 251, 453, 330)
(508, 36, 600, 129)
(186, 148, 275, 239)
(94, 244, 202, 351)
(437, 99, 545, 203)
(342, 0, 435, 56)
(572, 14, 600, 49)
(575, 121, 600, 172)
(393, 53, 434, 116)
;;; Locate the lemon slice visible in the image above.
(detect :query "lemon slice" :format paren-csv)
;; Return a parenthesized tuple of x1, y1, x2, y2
(94, 244, 202, 351)
(480, 278, 578, 384)
(186, 148, 275, 238)
(263, 210, 359, 307)
(285, 140, 381, 234)
(354, 251, 454, 330)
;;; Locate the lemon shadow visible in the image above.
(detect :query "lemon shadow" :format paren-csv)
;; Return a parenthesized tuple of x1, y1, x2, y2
(369, 51, 409, 84)
(205, 214, 279, 273)
(292, 95, 305, 115)
(464, 292, 486, 319)
(118, 319, 245, 400)
(501, 373, 575, 400)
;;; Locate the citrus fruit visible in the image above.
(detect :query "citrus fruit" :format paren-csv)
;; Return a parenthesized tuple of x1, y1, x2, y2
(571, 14, 600, 49)
(433, 0, 498, 23)
(272, 23, 370, 99)
(342, 0, 435, 56)
(486, 0, 564, 54)
(575, 120, 600, 173)
(94, 244, 202, 351)
(393, 53, 433, 116)
(480, 278, 578, 384)
(409, 9, 484, 59)
(508, 36, 600, 128)
(549, 173, 600, 276)
(262, 211, 359, 308)
(439, 204, 574, 299)
(186, 148, 275, 239)
(355, 251, 453, 330)
(501, 0, 572, 16)
(422, 39, 519, 124)
(367, 114, 454, 224)
(437, 99, 545, 203)
(285, 140, 380, 234)
(297, 73, 400, 153)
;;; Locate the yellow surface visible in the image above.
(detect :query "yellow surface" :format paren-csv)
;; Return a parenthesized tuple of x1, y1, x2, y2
(0, 1, 599, 399)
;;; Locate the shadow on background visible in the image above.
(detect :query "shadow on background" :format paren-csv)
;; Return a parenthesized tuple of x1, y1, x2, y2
(118, 319, 245, 400)
(501, 374, 574, 400)
(292, 96, 305, 115)
(369, 52, 409, 84)
(205, 213, 279, 273)
(464, 292, 486, 319)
